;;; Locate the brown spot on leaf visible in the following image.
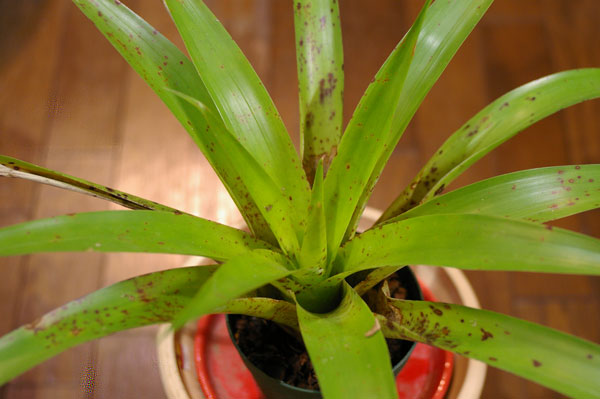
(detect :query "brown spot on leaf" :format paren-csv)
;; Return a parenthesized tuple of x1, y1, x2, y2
(319, 73, 337, 104)
(305, 111, 314, 130)
(480, 328, 493, 341)
(533, 359, 542, 367)
(25, 317, 44, 333)
(430, 305, 443, 316)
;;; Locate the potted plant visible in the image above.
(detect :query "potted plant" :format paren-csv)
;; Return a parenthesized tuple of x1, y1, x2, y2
(0, 0, 599, 398)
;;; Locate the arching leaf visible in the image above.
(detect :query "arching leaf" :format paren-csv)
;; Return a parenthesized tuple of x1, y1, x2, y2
(0, 211, 271, 261)
(389, 165, 600, 223)
(333, 214, 600, 275)
(380, 300, 600, 399)
(381, 69, 600, 221)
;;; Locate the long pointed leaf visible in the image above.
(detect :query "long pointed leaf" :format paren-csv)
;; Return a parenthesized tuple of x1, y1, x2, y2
(0, 156, 182, 213)
(381, 68, 600, 221)
(294, 0, 344, 182)
(380, 300, 600, 399)
(171, 250, 293, 330)
(164, 0, 311, 218)
(323, 0, 429, 261)
(390, 165, 600, 223)
(297, 282, 397, 399)
(72, 0, 275, 242)
(0, 265, 298, 385)
(170, 92, 303, 255)
(352, 0, 494, 231)
(0, 211, 271, 261)
(298, 161, 327, 278)
(333, 214, 600, 275)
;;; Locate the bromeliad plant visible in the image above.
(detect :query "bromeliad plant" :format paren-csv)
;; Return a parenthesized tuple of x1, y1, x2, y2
(0, 0, 599, 397)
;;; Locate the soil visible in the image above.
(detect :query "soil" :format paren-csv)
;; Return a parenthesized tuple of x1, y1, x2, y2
(230, 271, 414, 392)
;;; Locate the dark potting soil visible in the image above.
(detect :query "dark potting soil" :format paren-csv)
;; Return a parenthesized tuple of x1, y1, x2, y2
(230, 272, 411, 392)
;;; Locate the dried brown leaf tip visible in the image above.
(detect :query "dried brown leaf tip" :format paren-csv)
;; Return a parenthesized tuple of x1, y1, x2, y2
(364, 318, 381, 338)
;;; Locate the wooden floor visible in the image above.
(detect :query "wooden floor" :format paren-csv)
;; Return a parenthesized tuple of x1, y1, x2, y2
(1, 1, 599, 398)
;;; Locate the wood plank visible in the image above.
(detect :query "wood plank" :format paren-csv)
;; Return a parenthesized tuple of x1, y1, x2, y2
(94, 332, 166, 399)
(44, 5, 129, 150)
(0, 5, 71, 395)
(0, 0, 70, 337)
(3, 385, 93, 399)
(268, 0, 300, 147)
(485, 0, 545, 22)
(2, 2, 130, 396)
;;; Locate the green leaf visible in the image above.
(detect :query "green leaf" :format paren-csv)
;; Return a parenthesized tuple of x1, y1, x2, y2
(0, 210, 271, 261)
(351, 0, 494, 231)
(163, 0, 310, 220)
(389, 165, 600, 223)
(380, 300, 600, 399)
(353, 266, 403, 296)
(381, 68, 600, 221)
(297, 161, 327, 278)
(297, 282, 397, 399)
(72, 0, 275, 243)
(323, 0, 430, 261)
(171, 250, 293, 330)
(0, 156, 182, 213)
(333, 214, 600, 275)
(294, 0, 344, 183)
(0, 265, 298, 385)
(169, 91, 304, 255)
(215, 297, 298, 331)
